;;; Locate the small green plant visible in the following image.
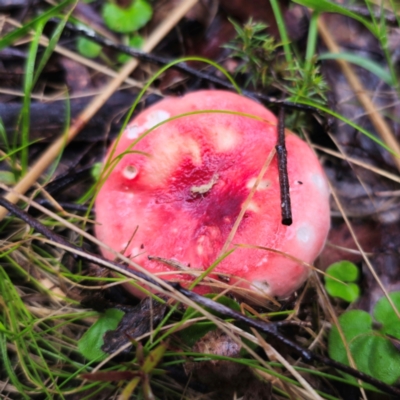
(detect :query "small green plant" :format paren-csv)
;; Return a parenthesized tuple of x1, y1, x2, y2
(329, 291, 400, 388)
(82, 341, 168, 398)
(224, 19, 281, 88)
(284, 57, 328, 104)
(76, 0, 152, 59)
(325, 260, 360, 302)
(225, 18, 327, 105)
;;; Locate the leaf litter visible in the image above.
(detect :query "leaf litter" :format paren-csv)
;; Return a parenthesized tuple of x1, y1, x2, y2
(1, 0, 400, 398)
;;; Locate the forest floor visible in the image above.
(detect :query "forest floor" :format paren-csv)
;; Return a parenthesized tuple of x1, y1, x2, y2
(1, 0, 400, 399)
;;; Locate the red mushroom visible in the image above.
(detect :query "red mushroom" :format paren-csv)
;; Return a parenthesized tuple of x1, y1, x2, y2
(95, 90, 330, 298)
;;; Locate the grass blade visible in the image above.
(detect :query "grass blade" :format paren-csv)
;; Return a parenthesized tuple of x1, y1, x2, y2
(318, 52, 393, 85)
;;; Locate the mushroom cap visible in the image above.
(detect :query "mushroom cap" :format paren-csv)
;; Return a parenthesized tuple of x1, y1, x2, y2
(95, 90, 330, 298)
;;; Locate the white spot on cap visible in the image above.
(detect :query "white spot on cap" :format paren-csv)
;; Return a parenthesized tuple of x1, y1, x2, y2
(125, 110, 170, 140)
(126, 124, 140, 139)
(246, 177, 271, 190)
(247, 201, 259, 212)
(121, 242, 128, 251)
(146, 110, 170, 129)
(211, 126, 240, 151)
(296, 224, 314, 244)
(312, 173, 328, 195)
(123, 165, 138, 180)
(251, 280, 272, 295)
(256, 256, 268, 267)
(130, 247, 140, 257)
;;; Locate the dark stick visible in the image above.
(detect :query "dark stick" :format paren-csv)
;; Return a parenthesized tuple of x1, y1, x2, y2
(1, 196, 400, 396)
(276, 107, 292, 226)
(0, 196, 79, 251)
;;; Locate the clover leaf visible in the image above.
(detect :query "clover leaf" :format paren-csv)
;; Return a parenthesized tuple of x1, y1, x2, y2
(102, 0, 152, 34)
(328, 292, 400, 387)
(325, 260, 360, 302)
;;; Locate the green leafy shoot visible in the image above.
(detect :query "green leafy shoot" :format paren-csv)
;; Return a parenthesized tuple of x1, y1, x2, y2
(224, 19, 281, 88)
(225, 18, 327, 104)
(324, 260, 360, 303)
(284, 57, 328, 104)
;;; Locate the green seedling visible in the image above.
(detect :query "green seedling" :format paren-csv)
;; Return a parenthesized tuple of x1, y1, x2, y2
(224, 19, 281, 88)
(80, 341, 167, 399)
(119, 342, 167, 399)
(225, 18, 327, 107)
(329, 292, 400, 388)
(325, 260, 360, 302)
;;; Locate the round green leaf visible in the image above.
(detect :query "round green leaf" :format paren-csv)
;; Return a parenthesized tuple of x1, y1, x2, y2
(102, 0, 153, 34)
(374, 291, 400, 339)
(351, 334, 400, 385)
(325, 261, 360, 302)
(78, 308, 124, 361)
(329, 307, 400, 388)
(367, 335, 400, 385)
(76, 37, 102, 58)
(328, 310, 373, 363)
